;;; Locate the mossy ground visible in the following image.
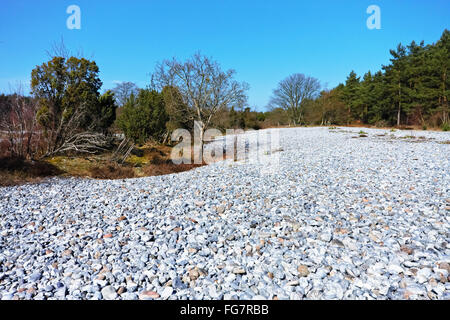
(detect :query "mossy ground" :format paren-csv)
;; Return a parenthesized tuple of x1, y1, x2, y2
(1, 143, 204, 186)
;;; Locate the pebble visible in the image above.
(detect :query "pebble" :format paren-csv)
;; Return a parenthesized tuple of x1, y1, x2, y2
(101, 286, 118, 300)
(139, 290, 160, 300)
(160, 287, 173, 300)
(297, 265, 310, 277)
(0, 127, 448, 300)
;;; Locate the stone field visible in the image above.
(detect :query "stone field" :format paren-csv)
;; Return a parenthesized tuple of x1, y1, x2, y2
(0, 127, 449, 300)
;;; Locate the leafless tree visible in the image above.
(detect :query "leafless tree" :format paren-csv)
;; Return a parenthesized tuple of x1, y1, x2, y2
(45, 36, 85, 60)
(152, 53, 249, 149)
(112, 81, 139, 107)
(0, 85, 40, 159)
(269, 73, 321, 125)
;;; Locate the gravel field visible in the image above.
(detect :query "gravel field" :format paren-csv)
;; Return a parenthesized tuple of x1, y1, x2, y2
(0, 127, 449, 300)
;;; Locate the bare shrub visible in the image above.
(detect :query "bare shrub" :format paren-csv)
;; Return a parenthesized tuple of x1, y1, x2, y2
(0, 87, 42, 159)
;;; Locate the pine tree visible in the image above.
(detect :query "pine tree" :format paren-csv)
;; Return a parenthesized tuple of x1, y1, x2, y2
(383, 44, 408, 126)
(431, 29, 450, 125)
(340, 71, 361, 124)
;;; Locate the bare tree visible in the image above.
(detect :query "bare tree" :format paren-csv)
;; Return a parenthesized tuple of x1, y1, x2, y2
(152, 53, 249, 149)
(269, 73, 321, 125)
(45, 36, 86, 60)
(111, 81, 139, 106)
(0, 85, 40, 159)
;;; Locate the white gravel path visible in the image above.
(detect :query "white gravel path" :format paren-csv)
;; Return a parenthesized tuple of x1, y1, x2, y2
(0, 127, 449, 300)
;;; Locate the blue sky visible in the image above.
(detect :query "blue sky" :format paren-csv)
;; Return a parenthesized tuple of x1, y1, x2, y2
(0, 0, 448, 110)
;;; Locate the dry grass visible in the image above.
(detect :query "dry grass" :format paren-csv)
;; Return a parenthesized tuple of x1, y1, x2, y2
(0, 158, 62, 187)
(0, 142, 210, 186)
(142, 162, 205, 176)
(136, 143, 207, 176)
(89, 162, 135, 179)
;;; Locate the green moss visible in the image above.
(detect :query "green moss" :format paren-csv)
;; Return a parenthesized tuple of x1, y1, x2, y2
(126, 155, 149, 166)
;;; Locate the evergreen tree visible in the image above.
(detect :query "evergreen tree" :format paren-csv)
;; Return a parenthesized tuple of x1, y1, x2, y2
(116, 89, 168, 144)
(95, 90, 117, 133)
(383, 44, 409, 125)
(313, 29, 448, 128)
(340, 71, 361, 124)
(430, 30, 449, 125)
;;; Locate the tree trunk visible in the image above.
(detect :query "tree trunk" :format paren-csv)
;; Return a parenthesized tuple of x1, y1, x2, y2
(194, 120, 204, 164)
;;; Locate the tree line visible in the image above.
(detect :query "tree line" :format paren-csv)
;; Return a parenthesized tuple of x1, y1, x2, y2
(0, 30, 448, 160)
(300, 29, 449, 129)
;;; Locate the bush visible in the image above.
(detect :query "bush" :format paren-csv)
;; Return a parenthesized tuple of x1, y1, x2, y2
(442, 123, 450, 131)
(115, 89, 168, 144)
(31, 57, 117, 156)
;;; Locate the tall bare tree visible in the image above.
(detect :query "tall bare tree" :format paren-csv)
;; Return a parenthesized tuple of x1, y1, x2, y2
(269, 73, 321, 125)
(152, 53, 249, 148)
(112, 81, 139, 106)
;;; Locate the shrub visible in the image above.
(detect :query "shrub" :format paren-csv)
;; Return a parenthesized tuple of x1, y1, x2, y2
(115, 89, 168, 144)
(442, 123, 450, 131)
(31, 57, 117, 156)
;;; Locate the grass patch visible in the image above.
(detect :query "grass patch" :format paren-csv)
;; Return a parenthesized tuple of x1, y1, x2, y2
(126, 154, 149, 167)
(47, 156, 98, 176)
